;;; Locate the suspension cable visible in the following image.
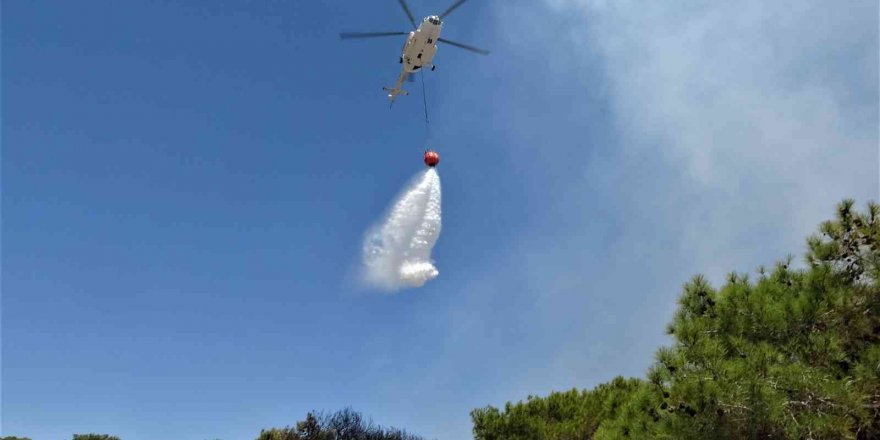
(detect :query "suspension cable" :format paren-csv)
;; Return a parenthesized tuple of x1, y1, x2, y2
(420, 71, 429, 125)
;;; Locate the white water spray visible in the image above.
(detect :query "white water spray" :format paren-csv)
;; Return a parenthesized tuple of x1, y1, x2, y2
(362, 169, 442, 291)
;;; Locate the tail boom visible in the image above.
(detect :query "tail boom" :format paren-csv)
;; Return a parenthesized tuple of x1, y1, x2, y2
(384, 70, 410, 102)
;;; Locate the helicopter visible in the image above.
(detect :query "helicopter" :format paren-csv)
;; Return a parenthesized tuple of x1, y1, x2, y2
(340, 0, 489, 103)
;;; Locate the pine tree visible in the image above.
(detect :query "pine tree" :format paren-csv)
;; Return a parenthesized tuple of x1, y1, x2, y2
(472, 200, 880, 440)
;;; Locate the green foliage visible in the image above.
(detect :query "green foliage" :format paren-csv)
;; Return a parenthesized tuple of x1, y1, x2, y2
(257, 408, 425, 440)
(473, 200, 880, 440)
(256, 427, 298, 440)
(471, 378, 649, 440)
(1, 436, 33, 440)
(72, 435, 121, 440)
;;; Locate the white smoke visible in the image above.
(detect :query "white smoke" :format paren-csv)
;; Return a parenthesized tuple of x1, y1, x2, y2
(362, 168, 442, 292)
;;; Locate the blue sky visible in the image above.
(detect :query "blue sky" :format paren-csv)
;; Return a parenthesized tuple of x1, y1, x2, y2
(3, 1, 877, 439)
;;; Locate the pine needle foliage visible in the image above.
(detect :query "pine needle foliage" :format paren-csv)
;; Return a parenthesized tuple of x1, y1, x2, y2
(472, 200, 880, 440)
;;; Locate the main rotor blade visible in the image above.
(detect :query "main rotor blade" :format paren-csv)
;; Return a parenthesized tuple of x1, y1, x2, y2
(397, 0, 417, 29)
(438, 37, 489, 55)
(440, 0, 472, 18)
(340, 31, 407, 40)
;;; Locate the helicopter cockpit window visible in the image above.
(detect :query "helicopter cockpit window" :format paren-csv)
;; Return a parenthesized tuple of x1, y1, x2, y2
(429, 17, 441, 25)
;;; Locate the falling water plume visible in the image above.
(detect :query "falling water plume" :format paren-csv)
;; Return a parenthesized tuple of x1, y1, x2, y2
(362, 169, 442, 291)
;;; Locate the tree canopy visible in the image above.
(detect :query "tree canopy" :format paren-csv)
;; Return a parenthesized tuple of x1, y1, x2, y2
(72, 435, 121, 440)
(256, 407, 426, 440)
(472, 200, 880, 439)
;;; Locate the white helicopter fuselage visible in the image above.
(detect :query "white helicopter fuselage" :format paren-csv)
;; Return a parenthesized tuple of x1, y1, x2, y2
(342, 1, 487, 103)
(384, 16, 443, 101)
(401, 19, 442, 72)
